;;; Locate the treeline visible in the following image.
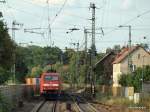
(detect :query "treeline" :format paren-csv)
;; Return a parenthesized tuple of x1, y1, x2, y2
(0, 12, 15, 84)
(15, 46, 68, 82)
(0, 11, 105, 84)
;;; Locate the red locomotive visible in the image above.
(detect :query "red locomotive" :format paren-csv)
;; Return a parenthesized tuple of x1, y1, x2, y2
(40, 71, 61, 97)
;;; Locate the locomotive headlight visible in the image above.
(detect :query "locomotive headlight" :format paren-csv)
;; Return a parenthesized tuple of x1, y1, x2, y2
(52, 84, 59, 86)
(43, 84, 50, 86)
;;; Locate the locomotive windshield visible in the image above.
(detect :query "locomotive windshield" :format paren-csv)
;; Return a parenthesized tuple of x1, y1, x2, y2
(44, 75, 58, 81)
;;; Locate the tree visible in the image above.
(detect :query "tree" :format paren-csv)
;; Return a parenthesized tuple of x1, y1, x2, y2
(0, 12, 15, 84)
(119, 74, 133, 86)
(119, 66, 150, 92)
(0, 92, 11, 112)
(28, 66, 43, 78)
(113, 45, 121, 53)
(0, 13, 15, 70)
(0, 67, 12, 84)
(15, 46, 28, 82)
(62, 48, 75, 64)
(42, 46, 62, 65)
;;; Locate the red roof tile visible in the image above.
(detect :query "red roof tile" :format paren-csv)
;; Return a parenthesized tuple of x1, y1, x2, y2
(113, 46, 138, 64)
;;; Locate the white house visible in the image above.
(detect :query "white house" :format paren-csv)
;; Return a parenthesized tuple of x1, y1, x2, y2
(112, 46, 150, 87)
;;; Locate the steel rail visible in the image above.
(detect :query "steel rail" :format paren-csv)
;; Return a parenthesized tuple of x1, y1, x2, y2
(52, 100, 58, 112)
(31, 100, 46, 112)
(68, 93, 98, 112)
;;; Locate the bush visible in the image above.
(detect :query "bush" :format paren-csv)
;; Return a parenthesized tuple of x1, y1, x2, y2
(0, 92, 11, 112)
(27, 66, 42, 78)
(119, 74, 133, 87)
(119, 66, 150, 92)
(0, 67, 11, 84)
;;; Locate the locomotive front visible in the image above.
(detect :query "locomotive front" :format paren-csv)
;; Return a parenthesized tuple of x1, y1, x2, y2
(40, 72, 61, 96)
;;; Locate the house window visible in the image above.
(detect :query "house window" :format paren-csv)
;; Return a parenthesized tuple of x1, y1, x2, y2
(138, 54, 140, 59)
(131, 65, 136, 72)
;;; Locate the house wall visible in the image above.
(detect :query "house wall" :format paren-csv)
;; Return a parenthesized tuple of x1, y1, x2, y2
(131, 47, 150, 67)
(113, 64, 122, 87)
(121, 47, 150, 74)
(120, 59, 128, 74)
(113, 47, 150, 87)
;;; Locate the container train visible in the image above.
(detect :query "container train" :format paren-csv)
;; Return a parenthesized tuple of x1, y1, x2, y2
(40, 71, 61, 97)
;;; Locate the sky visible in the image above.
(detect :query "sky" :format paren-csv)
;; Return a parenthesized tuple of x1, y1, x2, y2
(0, 0, 150, 52)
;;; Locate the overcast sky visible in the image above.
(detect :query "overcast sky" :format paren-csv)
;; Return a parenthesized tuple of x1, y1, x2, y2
(0, 0, 150, 52)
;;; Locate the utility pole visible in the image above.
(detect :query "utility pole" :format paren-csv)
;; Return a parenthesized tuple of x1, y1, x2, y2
(84, 28, 89, 89)
(12, 20, 23, 84)
(119, 25, 132, 72)
(76, 42, 79, 87)
(84, 28, 88, 54)
(47, 0, 52, 47)
(70, 42, 79, 89)
(90, 3, 96, 97)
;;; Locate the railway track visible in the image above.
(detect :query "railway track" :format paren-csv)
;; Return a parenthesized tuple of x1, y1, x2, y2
(31, 100, 58, 112)
(68, 93, 99, 112)
(52, 100, 58, 112)
(31, 93, 99, 112)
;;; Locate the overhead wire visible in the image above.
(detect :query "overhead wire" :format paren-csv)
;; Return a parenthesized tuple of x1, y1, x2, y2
(21, 0, 45, 8)
(4, 0, 16, 20)
(62, 12, 89, 20)
(104, 9, 150, 36)
(6, 5, 41, 18)
(100, 0, 107, 27)
(51, 0, 68, 26)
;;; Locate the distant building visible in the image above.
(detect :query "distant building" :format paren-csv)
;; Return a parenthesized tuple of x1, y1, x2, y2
(95, 51, 116, 85)
(112, 46, 150, 87)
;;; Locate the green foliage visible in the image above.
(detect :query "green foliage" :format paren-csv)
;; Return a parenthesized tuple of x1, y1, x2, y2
(43, 65, 51, 72)
(67, 51, 87, 85)
(119, 66, 150, 92)
(63, 48, 75, 64)
(0, 14, 15, 70)
(29, 66, 43, 78)
(42, 47, 62, 65)
(0, 14, 15, 84)
(14, 45, 62, 80)
(0, 92, 11, 112)
(0, 12, 2, 17)
(15, 46, 28, 82)
(0, 67, 12, 84)
(139, 43, 149, 50)
(119, 74, 133, 86)
(144, 65, 150, 81)
(68, 52, 76, 84)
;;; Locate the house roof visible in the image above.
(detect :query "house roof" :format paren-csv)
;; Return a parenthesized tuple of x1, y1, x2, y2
(113, 45, 149, 64)
(95, 51, 115, 66)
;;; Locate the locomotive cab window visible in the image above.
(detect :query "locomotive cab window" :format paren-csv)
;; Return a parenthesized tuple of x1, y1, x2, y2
(44, 75, 58, 81)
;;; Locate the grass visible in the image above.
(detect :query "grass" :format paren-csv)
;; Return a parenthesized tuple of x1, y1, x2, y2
(95, 92, 134, 106)
(96, 92, 150, 110)
(140, 95, 150, 107)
